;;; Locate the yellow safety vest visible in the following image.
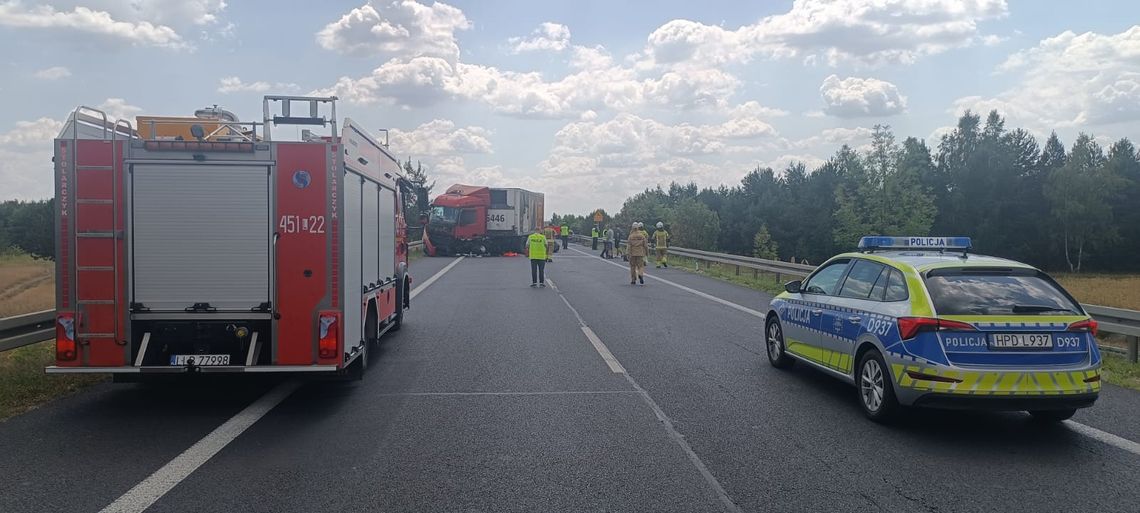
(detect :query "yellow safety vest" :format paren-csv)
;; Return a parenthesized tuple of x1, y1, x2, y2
(527, 233, 548, 260)
(560, 225, 569, 235)
(654, 230, 669, 247)
(592, 229, 599, 237)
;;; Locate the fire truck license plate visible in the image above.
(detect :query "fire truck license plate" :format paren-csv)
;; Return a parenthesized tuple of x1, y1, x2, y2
(169, 354, 230, 366)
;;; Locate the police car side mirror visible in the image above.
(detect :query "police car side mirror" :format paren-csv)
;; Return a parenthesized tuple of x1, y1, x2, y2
(784, 280, 802, 294)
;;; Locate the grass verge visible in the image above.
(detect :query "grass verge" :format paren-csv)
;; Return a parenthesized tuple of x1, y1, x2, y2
(1100, 352, 1140, 391)
(0, 340, 106, 421)
(665, 254, 787, 296)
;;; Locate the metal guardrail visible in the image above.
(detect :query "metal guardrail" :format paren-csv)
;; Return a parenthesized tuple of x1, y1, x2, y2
(3, 238, 1138, 362)
(0, 310, 55, 353)
(0, 242, 428, 354)
(572, 234, 1140, 362)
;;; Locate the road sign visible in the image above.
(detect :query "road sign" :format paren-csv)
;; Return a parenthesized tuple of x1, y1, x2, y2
(593, 210, 603, 222)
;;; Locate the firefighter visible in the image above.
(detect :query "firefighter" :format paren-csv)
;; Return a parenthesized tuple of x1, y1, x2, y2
(626, 222, 649, 285)
(543, 225, 557, 262)
(526, 227, 548, 287)
(591, 226, 600, 250)
(653, 221, 670, 268)
(560, 223, 570, 249)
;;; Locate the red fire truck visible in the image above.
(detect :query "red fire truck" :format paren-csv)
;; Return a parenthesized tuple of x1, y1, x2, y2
(47, 96, 411, 378)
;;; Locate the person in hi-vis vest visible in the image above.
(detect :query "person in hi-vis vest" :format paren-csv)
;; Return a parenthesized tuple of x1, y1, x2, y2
(653, 221, 670, 268)
(526, 228, 548, 287)
(591, 226, 599, 250)
(560, 223, 570, 249)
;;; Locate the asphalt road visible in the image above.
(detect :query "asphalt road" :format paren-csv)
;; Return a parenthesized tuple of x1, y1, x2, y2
(2, 246, 1140, 513)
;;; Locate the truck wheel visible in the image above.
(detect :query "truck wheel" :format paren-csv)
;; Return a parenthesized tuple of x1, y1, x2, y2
(391, 278, 407, 332)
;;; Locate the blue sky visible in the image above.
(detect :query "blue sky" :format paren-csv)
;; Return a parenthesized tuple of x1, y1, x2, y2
(2, 0, 1139, 215)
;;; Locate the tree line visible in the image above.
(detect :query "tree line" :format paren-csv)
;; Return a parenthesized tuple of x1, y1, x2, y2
(558, 110, 1140, 273)
(0, 157, 435, 258)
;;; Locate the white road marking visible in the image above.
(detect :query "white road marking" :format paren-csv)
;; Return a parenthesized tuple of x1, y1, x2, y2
(100, 258, 464, 513)
(549, 276, 742, 513)
(572, 245, 1140, 460)
(373, 390, 640, 397)
(99, 381, 301, 513)
(411, 256, 465, 300)
(568, 247, 765, 319)
(1065, 420, 1140, 457)
(582, 325, 627, 373)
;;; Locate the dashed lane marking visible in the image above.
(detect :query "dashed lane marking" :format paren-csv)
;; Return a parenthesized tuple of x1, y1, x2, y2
(567, 247, 765, 319)
(99, 257, 465, 513)
(571, 245, 1140, 459)
(547, 277, 742, 513)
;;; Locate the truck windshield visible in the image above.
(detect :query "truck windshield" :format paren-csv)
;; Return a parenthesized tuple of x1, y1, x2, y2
(430, 206, 459, 223)
(924, 268, 1082, 316)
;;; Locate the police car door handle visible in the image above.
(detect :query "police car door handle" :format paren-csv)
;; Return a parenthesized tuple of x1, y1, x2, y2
(848, 316, 862, 324)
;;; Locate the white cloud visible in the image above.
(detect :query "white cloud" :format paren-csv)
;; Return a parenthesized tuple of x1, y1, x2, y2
(763, 154, 828, 173)
(33, 66, 71, 80)
(0, 2, 186, 48)
(319, 53, 744, 118)
(794, 126, 874, 149)
(959, 26, 1140, 129)
(316, 1, 471, 61)
(217, 76, 299, 94)
(640, 0, 1008, 68)
(388, 119, 493, 157)
(0, 117, 64, 147)
(96, 98, 142, 122)
(820, 74, 907, 118)
(510, 22, 571, 53)
(0, 118, 64, 200)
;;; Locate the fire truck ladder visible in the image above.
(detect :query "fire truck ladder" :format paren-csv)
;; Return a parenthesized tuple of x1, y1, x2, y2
(66, 106, 136, 358)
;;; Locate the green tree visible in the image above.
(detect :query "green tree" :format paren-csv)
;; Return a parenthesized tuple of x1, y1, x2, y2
(668, 198, 719, 250)
(833, 126, 935, 248)
(5, 199, 54, 259)
(1044, 134, 1122, 272)
(752, 224, 778, 260)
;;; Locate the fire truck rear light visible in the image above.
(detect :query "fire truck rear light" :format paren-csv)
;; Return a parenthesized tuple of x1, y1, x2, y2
(56, 314, 77, 361)
(318, 313, 339, 359)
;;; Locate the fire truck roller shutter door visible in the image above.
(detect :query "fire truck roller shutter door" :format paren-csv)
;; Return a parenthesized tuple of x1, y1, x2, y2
(343, 174, 363, 357)
(378, 184, 397, 279)
(130, 164, 270, 311)
(362, 181, 380, 288)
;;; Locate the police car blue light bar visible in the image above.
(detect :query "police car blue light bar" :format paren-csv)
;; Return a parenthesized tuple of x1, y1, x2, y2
(858, 236, 972, 251)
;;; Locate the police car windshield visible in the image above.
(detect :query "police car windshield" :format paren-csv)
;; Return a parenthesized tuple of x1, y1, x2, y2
(923, 269, 1081, 316)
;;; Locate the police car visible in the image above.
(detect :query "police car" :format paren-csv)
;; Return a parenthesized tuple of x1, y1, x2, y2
(765, 236, 1101, 423)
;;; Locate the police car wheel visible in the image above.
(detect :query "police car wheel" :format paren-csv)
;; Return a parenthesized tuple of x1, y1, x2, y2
(765, 318, 795, 369)
(1028, 409, 1076, 422)
(857, 350, 899, 422)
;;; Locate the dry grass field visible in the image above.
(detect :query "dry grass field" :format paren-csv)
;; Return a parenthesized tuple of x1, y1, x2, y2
(1054, 273, 1140, 311)
(0, 254, 105, 420)
(0, 253, 54, 318)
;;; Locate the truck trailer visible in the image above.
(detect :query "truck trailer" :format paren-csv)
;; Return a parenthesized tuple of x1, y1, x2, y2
(422, 184, 545, 256)
(47, 95, 411, 378)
